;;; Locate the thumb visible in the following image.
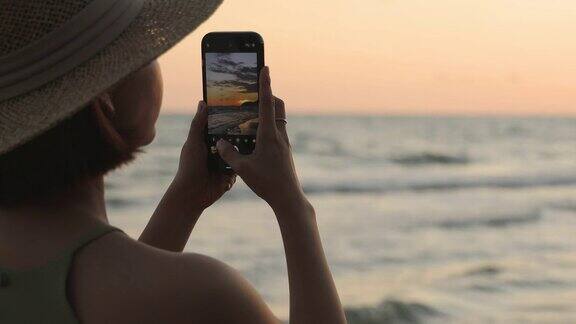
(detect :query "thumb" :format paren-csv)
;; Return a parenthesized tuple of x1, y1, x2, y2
(188, 101, 207, 145)
(216, 140, 246, 171)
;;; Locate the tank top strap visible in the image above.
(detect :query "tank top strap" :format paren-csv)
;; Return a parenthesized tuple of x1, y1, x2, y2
(0, 222, 124, 324)
(63, 221, 124, 258)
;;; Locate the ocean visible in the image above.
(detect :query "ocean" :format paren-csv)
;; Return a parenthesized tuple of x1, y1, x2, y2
(106, 115, 576, 323)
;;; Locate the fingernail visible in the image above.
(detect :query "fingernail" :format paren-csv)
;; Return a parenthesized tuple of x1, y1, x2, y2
(197, 101, 205, 112)
(261, 66, 269, 83)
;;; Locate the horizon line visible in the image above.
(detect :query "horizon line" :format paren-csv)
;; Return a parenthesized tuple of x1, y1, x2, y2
(160, 110, 576, 118)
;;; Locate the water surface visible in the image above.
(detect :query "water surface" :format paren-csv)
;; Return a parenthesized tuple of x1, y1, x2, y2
(107, 115, 576, 323)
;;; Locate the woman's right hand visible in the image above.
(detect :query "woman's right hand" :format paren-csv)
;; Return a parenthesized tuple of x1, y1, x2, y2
(216, 66, 308, 213)
(219, 68, 346, 324)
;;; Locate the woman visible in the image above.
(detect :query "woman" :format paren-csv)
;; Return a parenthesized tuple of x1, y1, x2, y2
(0, 1, 346, 323)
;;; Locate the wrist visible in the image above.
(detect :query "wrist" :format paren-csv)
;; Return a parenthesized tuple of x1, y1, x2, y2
(270, 190, 316, 224)
(166, 178, 205, 215)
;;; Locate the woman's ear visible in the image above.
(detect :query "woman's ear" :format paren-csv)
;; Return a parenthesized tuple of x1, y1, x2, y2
(90, 93, 131, 153)
(104, 61, 163, 147)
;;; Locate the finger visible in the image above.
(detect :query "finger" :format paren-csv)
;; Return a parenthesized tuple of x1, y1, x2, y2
(274, 96, 289, 144)
(216, 140, 246, 171)
(221, 173, 237, 191)
(230, 173, 237, 183)
(258, 66, 276, 138)
(188, 101, 207, 143)
(221, 173, 236, 185)
(274, 96, 286, 120)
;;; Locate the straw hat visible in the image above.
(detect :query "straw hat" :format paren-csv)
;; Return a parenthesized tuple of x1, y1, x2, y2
(0, 0, 222, 155)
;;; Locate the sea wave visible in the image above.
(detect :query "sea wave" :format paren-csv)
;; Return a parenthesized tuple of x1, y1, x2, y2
(390, 152, 469, 166)
(460, 264, 503, 277)
(345, 299, 443, 324)
(301, 174, 576, 195)
(436, 211, 541, 229)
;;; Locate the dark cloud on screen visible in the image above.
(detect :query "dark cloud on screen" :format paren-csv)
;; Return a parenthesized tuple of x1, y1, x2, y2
(207, 54, 257, 93)
(212, 79, 258, 93)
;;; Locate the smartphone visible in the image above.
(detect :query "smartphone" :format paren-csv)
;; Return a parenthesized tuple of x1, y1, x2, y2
(202, 32, 265, 171)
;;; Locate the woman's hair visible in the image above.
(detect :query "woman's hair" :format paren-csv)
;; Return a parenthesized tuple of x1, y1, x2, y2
(0, 102, 136, 207)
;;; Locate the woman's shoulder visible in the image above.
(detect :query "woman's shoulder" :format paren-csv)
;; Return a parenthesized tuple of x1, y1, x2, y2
(68, 232, 277, 324)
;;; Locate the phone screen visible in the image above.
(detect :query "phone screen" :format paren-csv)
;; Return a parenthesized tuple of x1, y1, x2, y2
(205, 52, 259, 137)
(202, 32, 263, 170)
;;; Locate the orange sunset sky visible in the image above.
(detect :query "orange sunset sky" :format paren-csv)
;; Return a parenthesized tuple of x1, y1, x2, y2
(159, 0, 576, 115)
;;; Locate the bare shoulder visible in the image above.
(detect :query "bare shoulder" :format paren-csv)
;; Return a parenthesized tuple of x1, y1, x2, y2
(69, 231, 279, 324)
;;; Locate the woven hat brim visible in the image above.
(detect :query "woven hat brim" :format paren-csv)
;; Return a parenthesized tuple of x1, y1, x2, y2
(0, 0, 222, 155)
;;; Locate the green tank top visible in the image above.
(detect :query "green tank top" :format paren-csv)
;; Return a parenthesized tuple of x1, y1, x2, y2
(0, 222, 121, 324)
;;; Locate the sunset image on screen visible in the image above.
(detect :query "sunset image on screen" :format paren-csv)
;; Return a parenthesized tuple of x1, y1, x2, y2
(206, 53, 258, 106)
(206, 52, 259, 136)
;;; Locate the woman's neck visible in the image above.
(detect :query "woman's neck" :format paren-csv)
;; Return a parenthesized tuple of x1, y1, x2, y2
(0, 176, 109, 266)
(0, 176, 108, 221)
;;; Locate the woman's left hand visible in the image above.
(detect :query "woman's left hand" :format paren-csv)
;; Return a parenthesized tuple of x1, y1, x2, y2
(173, 101, 236, 211)
(140, 101, 233, 251)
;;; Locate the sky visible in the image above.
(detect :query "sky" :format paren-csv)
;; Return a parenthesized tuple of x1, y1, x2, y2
(159, 0, 576, 115)
(205, 53, 258, 107)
